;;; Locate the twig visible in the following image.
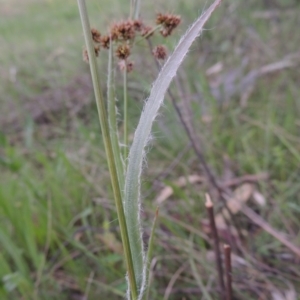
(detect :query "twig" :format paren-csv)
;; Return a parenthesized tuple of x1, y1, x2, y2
(224, 244, 232, 300)
(205, 194, 226, 300)
(221, 173, 269, 188)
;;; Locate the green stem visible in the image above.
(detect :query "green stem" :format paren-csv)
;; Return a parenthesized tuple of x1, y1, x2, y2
(130, 0, 134, 19)
(123, 64, 128, 166)
(133, 0, 141, 19)
(76, 1, 137, 298)
(107, 42, 124, 191)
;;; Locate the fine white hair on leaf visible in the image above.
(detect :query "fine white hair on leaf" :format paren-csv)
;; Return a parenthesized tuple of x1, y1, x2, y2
(123, 0, 222, 298)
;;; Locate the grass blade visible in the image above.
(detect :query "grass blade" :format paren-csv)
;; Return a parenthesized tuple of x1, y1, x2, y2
(189, 236, 213, 300)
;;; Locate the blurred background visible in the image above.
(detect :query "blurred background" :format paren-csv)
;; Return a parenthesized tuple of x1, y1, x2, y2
(1, 0, 300, 299)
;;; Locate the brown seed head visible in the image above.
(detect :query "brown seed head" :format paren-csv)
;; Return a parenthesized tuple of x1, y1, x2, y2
(100, 35, 110, 49)
(91, 28, 101, 43)
(156, 13, 181, 36)
(110, 20, 135, 41)
(156, 13, 167, 25)
(166, 14, 181, 29)
(116, 44, 131, 60)
(152, 45, 168, 60)
(133, 20, 143, 31)
(156, 13, 181, 28)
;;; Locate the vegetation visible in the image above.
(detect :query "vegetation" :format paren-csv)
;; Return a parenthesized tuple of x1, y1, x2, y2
(0, 0, 300, 299)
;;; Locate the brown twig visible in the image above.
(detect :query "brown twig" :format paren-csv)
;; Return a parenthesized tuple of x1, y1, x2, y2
(205, 194, 226, 300)
(224, 244, 232, 300)
(221, 173, 269, 188)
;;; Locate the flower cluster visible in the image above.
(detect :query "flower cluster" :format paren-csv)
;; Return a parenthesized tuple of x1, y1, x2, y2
(152, 45, 167, 60)
(91, 28, 101, 43)
(111, 20, 136, 41)
(83, 13, 181, 71)
(116, 44, 131, 60)
(156, 13, 181, 37)
(109, 20, 139, 72)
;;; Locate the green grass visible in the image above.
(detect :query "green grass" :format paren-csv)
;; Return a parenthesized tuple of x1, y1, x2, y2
(1, 0, 300, 298)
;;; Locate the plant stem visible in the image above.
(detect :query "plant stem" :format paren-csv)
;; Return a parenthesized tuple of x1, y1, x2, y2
(205, 194, 226, 300)
(123, 65, 128, 166)
(224, 244, 233, 300)
(76, 1, 137, 298)
(130, 0, 134, 19)
(133, 0, 141, 19)
(107, 41, 124, 190)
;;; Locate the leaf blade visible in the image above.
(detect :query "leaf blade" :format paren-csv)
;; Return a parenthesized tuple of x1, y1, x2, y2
(124, 1, 222, 297)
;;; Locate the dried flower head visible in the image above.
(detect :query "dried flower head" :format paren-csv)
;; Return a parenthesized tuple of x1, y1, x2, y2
(133, 20, 143, 32)
(152, 45, 167, 60)
(110, 20, 135, 41)
(91, 28, 101, 43)
(141, 25, 154, 38)
(156, 13, 181, 37)
(156, 13, 167, 25)
(100, 35, 110, 49)
(116, 44, 131, 60)
(156, 13, 181, 28)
